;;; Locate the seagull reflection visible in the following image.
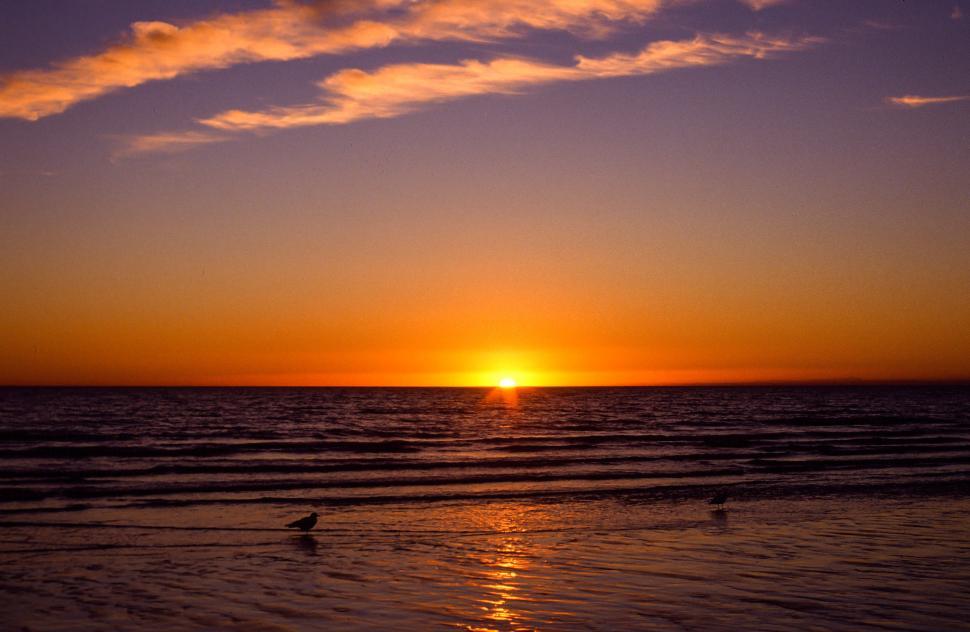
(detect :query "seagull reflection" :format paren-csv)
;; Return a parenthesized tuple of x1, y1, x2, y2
(292, 533, 319, 556)
(709, 508, 729, 533)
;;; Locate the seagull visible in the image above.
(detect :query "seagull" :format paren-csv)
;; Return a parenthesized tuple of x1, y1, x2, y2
(708, 491, 728, 510)
(286, 512, 318, 532)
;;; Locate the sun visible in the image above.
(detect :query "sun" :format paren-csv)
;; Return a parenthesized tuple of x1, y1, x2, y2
(498, 377, 518, 389)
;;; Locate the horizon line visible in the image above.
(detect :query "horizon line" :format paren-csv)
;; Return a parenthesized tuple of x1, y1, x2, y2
(3, 379, 969, 389)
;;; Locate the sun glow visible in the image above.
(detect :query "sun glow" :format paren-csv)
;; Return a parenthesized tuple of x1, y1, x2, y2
(498, 377, 517, 389)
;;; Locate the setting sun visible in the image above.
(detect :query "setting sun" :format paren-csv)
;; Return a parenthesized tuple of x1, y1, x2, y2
(498, 377, 518, 389)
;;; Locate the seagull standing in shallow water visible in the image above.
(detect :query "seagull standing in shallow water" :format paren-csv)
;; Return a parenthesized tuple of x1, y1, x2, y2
(708, 491, 728, 510)
(286, 512, 318, 532)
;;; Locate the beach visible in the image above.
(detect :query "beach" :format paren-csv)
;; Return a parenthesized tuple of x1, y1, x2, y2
(3, 495, 970, 630)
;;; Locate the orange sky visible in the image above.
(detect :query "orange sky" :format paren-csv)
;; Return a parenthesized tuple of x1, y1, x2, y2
(4, 201, 968, 385)
(1, 0, 968, 386)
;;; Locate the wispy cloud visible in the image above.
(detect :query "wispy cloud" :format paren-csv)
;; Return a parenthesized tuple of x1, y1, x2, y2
(3, 0, 824, 157)
(887, 94, 970, 108)
(192, 32, 819, 137)
(0, 0, 666, 121)
(112, 130, 230, 158)
(738, 0, 788, 10)
(0, 2, 343, 121)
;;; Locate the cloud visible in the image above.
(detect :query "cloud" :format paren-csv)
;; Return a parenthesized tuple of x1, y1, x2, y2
(887, 94, 970, 108)
(738, 0, 788, 10)
(193, 31, 820, 136)
(112, 130, 230, 158)
(0, 2, 343, 121)
(395, 0, 665, 40)
(0, 0, 666, 121)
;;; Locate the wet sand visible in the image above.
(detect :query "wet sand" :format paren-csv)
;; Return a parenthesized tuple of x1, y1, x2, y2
(2, 493, 969, 631)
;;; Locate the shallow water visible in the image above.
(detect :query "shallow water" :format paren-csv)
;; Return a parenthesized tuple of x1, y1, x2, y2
(3, 497, 970, 630)
(1, 387, 969, 629)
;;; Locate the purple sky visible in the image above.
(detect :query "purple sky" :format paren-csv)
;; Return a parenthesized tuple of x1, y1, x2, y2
(1, 1, 968, 385)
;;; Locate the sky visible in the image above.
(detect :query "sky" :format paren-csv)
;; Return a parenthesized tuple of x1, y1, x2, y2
(1, 0, 968, 386)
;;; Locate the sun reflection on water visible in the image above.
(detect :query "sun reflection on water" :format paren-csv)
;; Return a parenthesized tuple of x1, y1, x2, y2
(457, 503, 543, 631)
(484, 386, 519, 409)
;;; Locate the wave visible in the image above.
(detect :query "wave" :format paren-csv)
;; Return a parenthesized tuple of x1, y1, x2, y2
(58, 476, 970, 511)
(4, 425, 964, 461)
(4, 452, 970, 503)
(2, 386, 968, 517)
(0, 438, 424, 459)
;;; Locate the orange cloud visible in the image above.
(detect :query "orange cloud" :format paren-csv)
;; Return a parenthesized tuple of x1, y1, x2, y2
(0, 2, 349, 120)
(0, 0, 665, 121)
(396, 0, 665, 40)
(195, 32, 819, 135)
(738, 0, 788, 10)
(113, 130, 230, 158)
(887, 94, 970, 108)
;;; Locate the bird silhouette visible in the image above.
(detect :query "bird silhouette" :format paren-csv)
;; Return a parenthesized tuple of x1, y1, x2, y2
(708, 491, 728, 510)
(286, 512, 318, 532)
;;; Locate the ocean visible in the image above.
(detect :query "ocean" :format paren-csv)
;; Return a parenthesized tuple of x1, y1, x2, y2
(2, 386, 969, 630)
